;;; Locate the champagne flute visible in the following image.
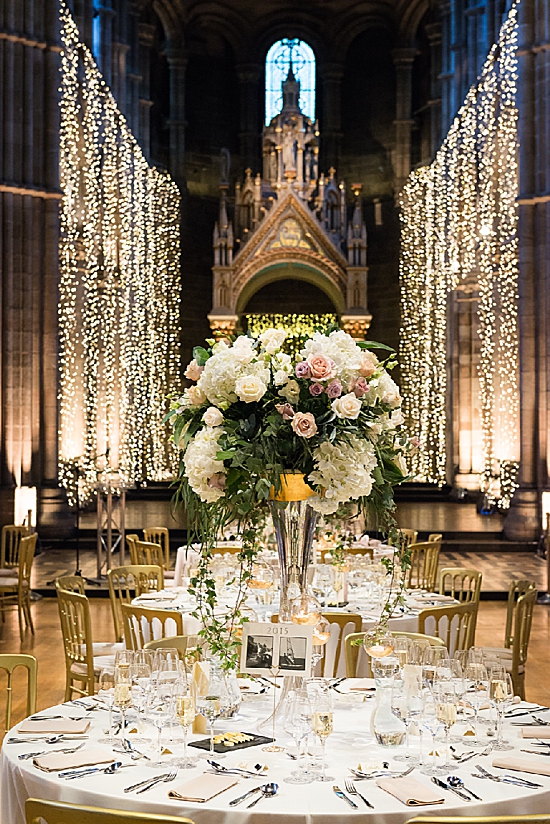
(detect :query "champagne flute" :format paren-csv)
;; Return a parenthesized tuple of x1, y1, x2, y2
(393, 685, 424, 764)
(489, 667, 514, 751)
(196, 667, 230, 760)
(97, 668, 115, 745)
(420, 691, 446, 776)
(435, 684, 457, 768)
(114, 662, 133, 741)
(464, 662, 488, 744)
(311, 690, 334, 782)
(173, 679, 198, 768)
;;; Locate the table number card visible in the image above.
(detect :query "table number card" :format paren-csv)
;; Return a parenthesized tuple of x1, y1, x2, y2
(240, 621, 313, 678)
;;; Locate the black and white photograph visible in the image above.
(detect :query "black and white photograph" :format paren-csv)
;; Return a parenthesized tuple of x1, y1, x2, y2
(240, 622, 313, 677)
(278, 636, 307, 671)
(244, 634, 274, 670)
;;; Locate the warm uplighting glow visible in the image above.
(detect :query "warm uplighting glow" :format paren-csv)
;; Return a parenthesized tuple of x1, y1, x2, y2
(58, 3, 181, 505)
(399, 2, 519, 509)
(14, 487, 37, 528)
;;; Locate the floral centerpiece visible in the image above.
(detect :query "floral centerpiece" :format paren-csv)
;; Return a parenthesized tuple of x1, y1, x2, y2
(168, 327, 413, 668)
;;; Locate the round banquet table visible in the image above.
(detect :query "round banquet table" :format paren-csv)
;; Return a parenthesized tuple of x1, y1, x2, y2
(3, 687, 550, 824)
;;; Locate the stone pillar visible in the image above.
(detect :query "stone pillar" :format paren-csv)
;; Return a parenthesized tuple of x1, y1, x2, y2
(137, 22, 154, 159)
(166, 43, 187, 189)
(425, 22, 442, 157)
(439, 1, 454, 134)
(68, 0, 94, 49)
(125, 2, 141, 138)
(111, 0, 129, 114)
(392, 48, 416, 195)
(503, 0, 540, 541)
(236, 63, 262, 172)
(321, 62, 343, 171)
(94, 0, 115, 86)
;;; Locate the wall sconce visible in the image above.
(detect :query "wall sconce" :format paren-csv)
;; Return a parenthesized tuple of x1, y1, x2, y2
(14, 486, 37, 528)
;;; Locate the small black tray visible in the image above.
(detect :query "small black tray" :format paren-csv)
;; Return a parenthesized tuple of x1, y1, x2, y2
(188, 732, 273, 754)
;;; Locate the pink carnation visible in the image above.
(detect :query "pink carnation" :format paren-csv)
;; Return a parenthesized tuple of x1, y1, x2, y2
(353, 377, 369, 397)
(326, 379, 342, 399)
(309, 382, 324, 397)
(275, 402, 295, 421)
(295, 361, 311, 379)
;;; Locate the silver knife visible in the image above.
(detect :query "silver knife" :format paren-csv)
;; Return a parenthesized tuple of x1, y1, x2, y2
(333, 786, 358, 808)
(124, 773, 170, 793)
(229, 786, 262, 806)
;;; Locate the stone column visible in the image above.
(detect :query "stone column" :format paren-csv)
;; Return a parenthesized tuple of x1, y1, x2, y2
(425, 22, 442, 157)
(137, 22, 154, 159)
(94, 0, 115, 86)
(111, 0, 129, 114)
(125, 2, 141, 138)
(321, 62, 343, 171)
(236, 63, 262, 172)
(503, 0, 539, 541)
(392, 48, 416, 195)
(68, 0, 94, 49)
(166, 43, 187, 189)
(439, 1, 454, 134)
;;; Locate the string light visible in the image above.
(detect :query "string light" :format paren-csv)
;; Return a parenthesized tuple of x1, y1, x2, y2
(58, 3, 181, 504)
(399, 3, 519, 508)
(245, 313, 338, 357)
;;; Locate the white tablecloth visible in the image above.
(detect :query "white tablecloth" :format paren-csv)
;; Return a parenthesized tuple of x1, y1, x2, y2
(3, 692, 550, 824)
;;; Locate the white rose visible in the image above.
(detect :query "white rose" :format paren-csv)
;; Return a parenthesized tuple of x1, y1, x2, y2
(279, 379, 300, 404)
(231, 336, 255, 364)
(259, 328, 287, 354)
(185, 385, 207, 406)
(394, 454, 408, 475)
(332, 392, 362, 419)
(377, 372, 401, 408)
(273, 370, 290, 386)
(235, 374, 267, 403)
(203, 406, 224, 427)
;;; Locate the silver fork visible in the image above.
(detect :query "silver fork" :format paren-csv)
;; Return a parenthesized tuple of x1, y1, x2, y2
(136, 769, 177, 794)
(344, 778, 374, 808)
(18, 742, 85, 761)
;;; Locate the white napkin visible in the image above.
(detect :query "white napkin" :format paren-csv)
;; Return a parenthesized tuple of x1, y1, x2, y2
(18, 719, 90, 735)
(521, 727, 550, 739)
(168, 773, 238, 801)
(33, 748, 113, 772)
(492, 755, 550, 777)
(376, 776, 445, 806)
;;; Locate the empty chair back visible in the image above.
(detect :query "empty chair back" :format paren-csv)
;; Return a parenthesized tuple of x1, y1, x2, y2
(133, 540, 165, 568)
(407, 541, 440, 591)
(26, 798, 196, 824)
(438, 567, 482, 603)
(1, 525, 30, 570)
(126, 534, 140, 564)
(509, 587, 538, 697)
(143, 527, 170, 568)
(55, 583, 95, 698)
(56, 575, 86, 595)
(390, 529, 418, 549)
(505, 579, 536, 648)
(0, 653, 37, 733)
(428, 533, 443, 544)
(107, 565, 164, 642)
(417, 601, 477, 655)
(121, 603, 184, 650)
(344, 630, 444, 678)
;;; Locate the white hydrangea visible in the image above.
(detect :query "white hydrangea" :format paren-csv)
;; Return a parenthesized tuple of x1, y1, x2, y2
(364, 371, 401, 408)
(197, 344, 270, 406)
(271, 352, 293, 386)
(183, 426, 226, 503)
(307, 435, 378, 515)
(300, 330, 363, 385)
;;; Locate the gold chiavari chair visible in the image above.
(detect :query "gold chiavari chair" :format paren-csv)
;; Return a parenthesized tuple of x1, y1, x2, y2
(132, 539, 166, 569)
(406, 817, 550, 824)
(26, 798, 196, 824)
(344, 630, 445, 678)
(417, 600, 477, 655)
(504, 579, 536, 648)
(107, 565, 164, 643)
(143, 527, 171, 568)
(406, 541, 441, 591)
(56, 575, 86, 595)
(144, 634, 202, 669)
(121, 602, 184, 650)
(428, 533, 443, 544)
(0, 534, 37, 640)
(126, 534, 140, 564)
(390, 528, 418, 548)
(55, 583, 121, 699)
(0, 525, 30, 578)
(438, 567, 482, 603)
(0, 653, 37, 734)
(478, 585, 538, 699)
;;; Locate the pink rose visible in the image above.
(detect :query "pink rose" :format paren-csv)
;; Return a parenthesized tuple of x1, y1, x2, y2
(295, 361, 311, 379)
(275, 402, 295, 421)
(309, 382, 324, 397)
(306, 353, 336, 381)
(326, 379, 342, 399)
(353, 377, 368, 397)
(358, 352, 378, 378)
(291, 412, 318, 439)
(208, 473, 226, 491)
(184, 359, 204, 381)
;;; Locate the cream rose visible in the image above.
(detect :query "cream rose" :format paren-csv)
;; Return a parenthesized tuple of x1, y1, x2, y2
(291, 412, 318, 439)
(358, 351, 378, 378)
(332, 392, 362, 419)
(306, 352, 336, 381)
(203, 406, 224, 427)
(184, 359, 203, 381)
(259, 328, 287, 354)
(279, 379, 300, 404)
(186, 385, 207, 405)
(231, 336, 255, 364)
(235, 374, 267, 403)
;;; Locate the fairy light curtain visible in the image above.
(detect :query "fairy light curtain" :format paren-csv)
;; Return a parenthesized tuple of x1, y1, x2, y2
(59, 3, 181, 503)
(399, 3, 519, 508)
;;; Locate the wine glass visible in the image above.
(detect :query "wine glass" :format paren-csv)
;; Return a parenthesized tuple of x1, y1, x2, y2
(489, 667, 514, 751)
(362, 628, 394, 659)
(420, 691, 447, 776)
(434, 683, 458, 768)
(196, 667, 230, 760)
(310, 689, 334, 782)
(97, 668, 115, 744)
(393, 637, 410, 668)
(114, 661, 133, 742)
(283, 692, 314, 784)
(173, 678, 199, 768)
(464, 662, 489, 744)
(147, 677, 175, 766)
(422, 646, 449, 690)
(132, 650, 153, 732)
(393, 685, 425, 764)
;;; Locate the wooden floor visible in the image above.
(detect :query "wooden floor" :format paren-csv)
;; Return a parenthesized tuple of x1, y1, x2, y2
(1, 597, 550, 728)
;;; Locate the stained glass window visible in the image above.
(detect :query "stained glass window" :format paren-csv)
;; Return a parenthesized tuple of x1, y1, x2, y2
(265, 39, 315, 125)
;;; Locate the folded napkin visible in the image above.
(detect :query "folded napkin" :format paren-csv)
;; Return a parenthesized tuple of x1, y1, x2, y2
(376, 776, 445, 806)
(135, 591, 177, 601)
(168, 773, 238, 802)
(346, 678, 375, 692)
(492, 755, 550, 777)
(33, 748, 113, 773)
(521, 727, 550, 739)
(18, 719, 90, 735)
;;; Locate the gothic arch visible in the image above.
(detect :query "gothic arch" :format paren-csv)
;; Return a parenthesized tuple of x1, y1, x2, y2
(185, 3, 251, 56)
(235, 262, 344, 316)
(332, 9, 396, 56)
(396, 0, 430, 45)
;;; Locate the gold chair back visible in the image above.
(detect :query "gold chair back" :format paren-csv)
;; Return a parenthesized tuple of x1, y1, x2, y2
(56, 575, 86, 595)
(121, 602, 184, 650)
(133, 540, 165, 568)
(505, 579, 536, 648)
(407, 541, 441, 591)
(509, 587, 538, 698)
(107, 565, 164, 642)
(144, 634, 202, 668)
(126, 534, 140, 564)
(1, 525, 30, 569)
(318, 546, 374, 563)
(0, 533, 37, 639)
(344, 630, 444, 677)
(55, 583, 95, 699)
(390, 529, 418, 549)
(0, 653, 37, 733)
(406, 816, 550, 824)
(428, 533, 443, 544)
(26, 798, 195, 824)
(417, 600, 477, 654)
(438, 567, 482, 603)
(212, 545, 243, 555)
(143, 527, 171, 569)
